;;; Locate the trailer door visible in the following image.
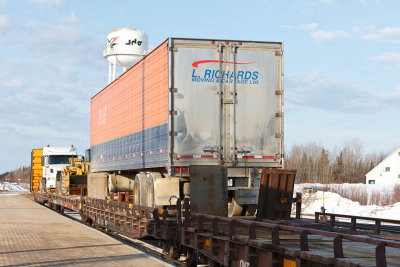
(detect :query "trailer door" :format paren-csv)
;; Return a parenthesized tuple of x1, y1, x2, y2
(233, 43, 283, 167)
(170, 39, 223, 165)
(170, 39, 282, 167)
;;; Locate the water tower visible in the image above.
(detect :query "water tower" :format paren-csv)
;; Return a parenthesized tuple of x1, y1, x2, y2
(104, 28, 149, 84)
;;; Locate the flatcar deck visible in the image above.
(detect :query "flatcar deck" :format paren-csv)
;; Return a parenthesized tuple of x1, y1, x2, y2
(32, 191, 400, 266)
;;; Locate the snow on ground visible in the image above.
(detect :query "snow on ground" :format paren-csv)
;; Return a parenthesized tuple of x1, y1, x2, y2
(0, 182, 29, 192)
(295, 184, 400, 220)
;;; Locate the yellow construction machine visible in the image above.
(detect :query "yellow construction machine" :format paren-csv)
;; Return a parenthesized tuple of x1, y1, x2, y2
(56, 157, 90, 195)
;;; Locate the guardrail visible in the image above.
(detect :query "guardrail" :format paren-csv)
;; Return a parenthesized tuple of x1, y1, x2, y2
(182, 199, 400, 267)
(315, 212, 400, 234)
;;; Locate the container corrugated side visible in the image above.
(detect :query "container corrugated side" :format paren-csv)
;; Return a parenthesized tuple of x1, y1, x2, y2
(90, 40, 169, 172)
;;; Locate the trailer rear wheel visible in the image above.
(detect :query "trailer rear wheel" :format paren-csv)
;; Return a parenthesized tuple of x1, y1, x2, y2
(133, 173, 147, 206)
(146, 172, 162, 208)
(228, 197, 243, 217)
(245, 204, 257, 216)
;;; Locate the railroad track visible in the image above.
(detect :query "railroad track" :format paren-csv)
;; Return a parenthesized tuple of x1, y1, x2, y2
(54, 208, 186, 266)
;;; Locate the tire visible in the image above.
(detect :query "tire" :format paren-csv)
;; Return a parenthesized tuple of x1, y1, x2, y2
(40, 178, 47, 192)
(186, 248, 199, 267)
(133, 173, 147, 206)
(146, 172, 162, 208)
(245, 204, 257, 216)
(228, 197, 243, 217)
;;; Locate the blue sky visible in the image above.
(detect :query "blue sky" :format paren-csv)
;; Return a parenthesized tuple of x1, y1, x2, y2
(0, 0, 399, 173)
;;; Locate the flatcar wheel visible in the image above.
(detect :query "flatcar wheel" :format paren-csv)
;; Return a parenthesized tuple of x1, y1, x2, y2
(186, 248, 199, 267)
(162, 240, 180, 260)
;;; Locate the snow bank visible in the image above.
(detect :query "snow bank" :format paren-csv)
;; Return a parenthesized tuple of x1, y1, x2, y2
(294, 184, 400, 220)
(0, 182, 29, 192)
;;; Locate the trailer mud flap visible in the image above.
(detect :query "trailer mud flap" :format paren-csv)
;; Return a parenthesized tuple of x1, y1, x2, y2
(190, 165, 228, 216)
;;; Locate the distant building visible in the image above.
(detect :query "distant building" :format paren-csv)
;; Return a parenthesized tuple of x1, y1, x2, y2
(365, 148, 400, 185)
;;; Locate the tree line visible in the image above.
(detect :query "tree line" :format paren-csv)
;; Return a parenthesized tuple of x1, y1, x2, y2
(0, 166, 31, 184)
(285, 139, 388, 183)
(0, 140, 391, 185)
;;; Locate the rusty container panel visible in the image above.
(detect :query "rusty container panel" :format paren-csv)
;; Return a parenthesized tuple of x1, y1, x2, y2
(90, 41, 168, 172)
(30, 148, 43, 192)
(257, 169, 296, 219)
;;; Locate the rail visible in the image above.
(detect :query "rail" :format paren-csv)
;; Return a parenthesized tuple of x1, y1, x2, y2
(315, 212, 400, 234)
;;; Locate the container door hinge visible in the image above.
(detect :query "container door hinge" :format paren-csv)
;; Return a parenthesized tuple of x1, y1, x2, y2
(169, 88, 178, 93)
(169, 153, 177, 158)
(275, 51, 283, 56)
(275, 133, 282, 138)
(169, 110, 178, 116)
(275, 90, 282, 95)
(275, 153, 284, 159)
(275, 112, 283, 118)
(169, 47, 178, 52)
(169, 131, 178, 136)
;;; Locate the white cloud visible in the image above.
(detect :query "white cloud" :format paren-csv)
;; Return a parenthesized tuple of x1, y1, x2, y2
(310, 30, 348, 43)
(300, 23, 319, 31)
(0, 14, 11, 29)
(281, 22, 348, 43)
(0, 14, 11, 43)
(360, 26, 400, 43)
(313, 0, 379, 4)
(286, 72, 399, 112)
(28, 0, 65, 9)
(19, 13, 104, 65)
(370, 52, 400, 67)
(0, 13, 107, 173)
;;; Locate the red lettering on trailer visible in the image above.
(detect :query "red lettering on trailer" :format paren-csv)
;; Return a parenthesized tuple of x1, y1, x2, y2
(192, 60, 255, 68)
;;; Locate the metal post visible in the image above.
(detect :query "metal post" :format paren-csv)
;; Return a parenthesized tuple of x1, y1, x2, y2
(296, 192, 302, 219)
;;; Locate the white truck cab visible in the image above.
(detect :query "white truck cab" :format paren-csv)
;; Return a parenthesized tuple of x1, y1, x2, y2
(41, 146, 77, 190)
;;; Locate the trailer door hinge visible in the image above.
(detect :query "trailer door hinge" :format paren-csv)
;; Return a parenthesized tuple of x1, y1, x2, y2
(275, 133, 282, 138)
(222, 99, 236, 104)
(169, 47, 178, 52)
(275, 153, 284, 159)
(169, 88, 178, 93)
(275, 51, 283, 56)
(169, 110, 178, 116)
(275, 90, 282, 95)
(275, 112, 283, 118)
(169, 131, 178, 136)
(169, 153, 177, 158)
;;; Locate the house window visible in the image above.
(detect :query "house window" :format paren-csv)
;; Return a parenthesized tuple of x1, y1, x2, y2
(385, 167, 390, 172)
(369, 180, 375, 184)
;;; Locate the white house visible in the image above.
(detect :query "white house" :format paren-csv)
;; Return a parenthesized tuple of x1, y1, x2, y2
(365, 148, 400, 185)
